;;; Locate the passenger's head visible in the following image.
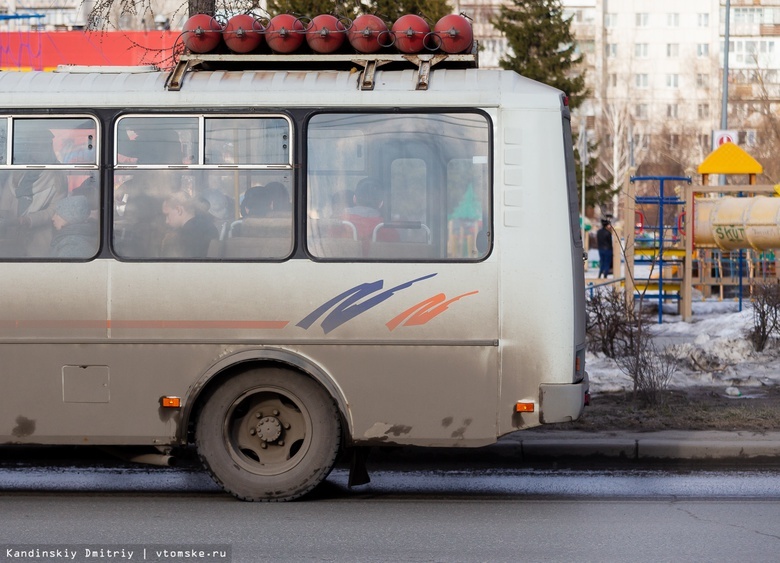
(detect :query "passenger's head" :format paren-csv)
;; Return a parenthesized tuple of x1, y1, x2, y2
(52, 196, 90, 230)
(240, 186, 274, 218)
(354, 177, 384, 209)
(163, 191, 198, 228)
(201, 189, 232, 221)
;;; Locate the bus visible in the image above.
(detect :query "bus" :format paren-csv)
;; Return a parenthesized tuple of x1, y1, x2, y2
(0, 50, 588, 501)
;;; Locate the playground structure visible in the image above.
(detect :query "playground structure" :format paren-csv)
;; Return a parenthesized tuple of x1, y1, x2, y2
(618, 142, 780, 322)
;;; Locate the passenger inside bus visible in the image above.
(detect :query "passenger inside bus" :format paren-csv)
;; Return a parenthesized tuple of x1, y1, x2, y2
(50, 195, 97, 258)
(232, 182, 291, 237)
(0, 127, 67, 257)
(160, 190, 218, 258)
(340, 177, 399, 249)
(113, 190, 167, 258)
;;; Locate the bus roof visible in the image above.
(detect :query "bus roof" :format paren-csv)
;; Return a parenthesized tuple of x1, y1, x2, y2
(0, 66, 564, 111)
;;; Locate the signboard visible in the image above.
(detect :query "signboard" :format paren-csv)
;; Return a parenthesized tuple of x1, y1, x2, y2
(712, 129, 738, 150)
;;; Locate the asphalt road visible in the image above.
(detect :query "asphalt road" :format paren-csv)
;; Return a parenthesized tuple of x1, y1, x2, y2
(1, 446, 780, 562)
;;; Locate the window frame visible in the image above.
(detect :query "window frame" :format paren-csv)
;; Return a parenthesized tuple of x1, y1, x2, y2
(0, 114, 101, 261)
(111, 112, 295, 262)
(304, 109, 494, 263)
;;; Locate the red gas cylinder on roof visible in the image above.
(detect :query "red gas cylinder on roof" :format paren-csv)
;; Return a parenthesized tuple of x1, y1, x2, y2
(348, 14, 390, 54)
(265, 13, 306, 53)
(391, 14, 430, 54)
(433, 14, 473, 54)
(224, 14, 264, 54)
(182, 14, 224, 54)
(307, 14, 347, 54)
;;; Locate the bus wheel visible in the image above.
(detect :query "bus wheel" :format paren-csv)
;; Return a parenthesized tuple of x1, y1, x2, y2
(196, 368, 341, 501)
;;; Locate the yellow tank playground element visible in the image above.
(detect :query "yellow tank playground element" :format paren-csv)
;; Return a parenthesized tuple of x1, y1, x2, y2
(694, 196, 780, 251)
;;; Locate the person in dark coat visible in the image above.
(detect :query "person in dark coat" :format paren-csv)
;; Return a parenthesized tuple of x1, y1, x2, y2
(50, 195, 97, 258)
(161, 190, 217, 258)
(596, 217, 613, 278)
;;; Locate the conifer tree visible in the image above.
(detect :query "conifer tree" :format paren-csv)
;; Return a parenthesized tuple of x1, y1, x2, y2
(265, 0, 451, 23)
(491, 0, 587, 109)
(492, 0, 612, 208)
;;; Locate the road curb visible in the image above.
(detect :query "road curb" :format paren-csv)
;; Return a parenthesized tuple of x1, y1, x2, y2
(504, 430, 780, 461)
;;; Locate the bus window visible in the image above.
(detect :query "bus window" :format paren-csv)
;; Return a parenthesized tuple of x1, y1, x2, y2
(204, 117, 289, 165)
(0, 118, 7, 165)
(0, 116, 100, 259)
(306, 112, 490, 261)
(116, 116, 196, 165)
(447, 156, 490, 259)
(112, 115, 294, 260)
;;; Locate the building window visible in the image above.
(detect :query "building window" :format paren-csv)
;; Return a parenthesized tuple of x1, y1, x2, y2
(568, 9, 583, 23)
(696, 73, 709, 87)
(635, 13, 649, 27)
(698, 13, 709, 27)
(608, 73, 617, 87)
(605, 13, 617, 28)
(635, 43, 648, 58)
(606, 43, 618, 58)
(635, 74, 649, 88)
(579, 40, 595, 54)
(698, 103, 710, 119)
(667, 13, 680, 27)
(635, 104, 648, 119)
(666, 74, 679, 88)
(668, 134, 680, 149)
(667, 104, 678, 118)
(700, 134, 709, 150)
(666, 43, 679, 57)
(633, 134, 650, 149)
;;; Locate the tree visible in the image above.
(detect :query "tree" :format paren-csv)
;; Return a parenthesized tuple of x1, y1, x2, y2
(370, 0, 451, 23)
(577, 135, 616, 211)
(491, 0, 587, 110)
(265, 0, 452, 23)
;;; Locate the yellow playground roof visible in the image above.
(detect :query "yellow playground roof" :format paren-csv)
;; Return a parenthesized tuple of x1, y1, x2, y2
(697, 142, 763, 175)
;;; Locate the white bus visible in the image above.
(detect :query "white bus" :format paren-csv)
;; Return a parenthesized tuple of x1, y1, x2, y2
(0, 52, 587, 501)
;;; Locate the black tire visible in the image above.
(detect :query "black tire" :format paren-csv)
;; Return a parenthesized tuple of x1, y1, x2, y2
(196, 368, 341, 501)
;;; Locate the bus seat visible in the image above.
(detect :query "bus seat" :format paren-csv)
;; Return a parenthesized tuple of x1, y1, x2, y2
(222, 236, 291, 259)
(310, 238, 363, 258)
(367, 241, 436, 259)
(207, 238, 225, 258)
(308, 218, 358, 240)
(307, 219, 360, 258)
(229, 218, 292, 239)
(372, 221, 431, 243)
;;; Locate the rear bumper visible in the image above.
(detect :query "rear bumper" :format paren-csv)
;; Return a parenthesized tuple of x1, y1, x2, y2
(539, 372, 589, 424)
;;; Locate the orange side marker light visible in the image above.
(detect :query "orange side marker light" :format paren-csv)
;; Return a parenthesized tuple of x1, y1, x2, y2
(160, 396, 182, 408)
(515, 402, 535, 413)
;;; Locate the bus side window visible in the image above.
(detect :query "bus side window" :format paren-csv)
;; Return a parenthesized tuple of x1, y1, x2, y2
(1, 118, 104, 259)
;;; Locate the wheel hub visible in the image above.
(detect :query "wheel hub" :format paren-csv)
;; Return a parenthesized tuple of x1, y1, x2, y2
(255, 416, 282, 443)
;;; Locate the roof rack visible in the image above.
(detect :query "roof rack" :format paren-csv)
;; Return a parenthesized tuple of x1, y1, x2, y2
(165, 47, 478, 92)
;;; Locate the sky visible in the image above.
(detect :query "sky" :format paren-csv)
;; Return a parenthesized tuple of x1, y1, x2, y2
(587, 298, 780, 396)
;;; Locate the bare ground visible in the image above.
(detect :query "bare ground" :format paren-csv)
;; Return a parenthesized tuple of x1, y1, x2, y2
(555, 385, 780, 433)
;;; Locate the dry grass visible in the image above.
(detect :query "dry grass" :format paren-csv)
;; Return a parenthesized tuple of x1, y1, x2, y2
(563, 386, 780, 432)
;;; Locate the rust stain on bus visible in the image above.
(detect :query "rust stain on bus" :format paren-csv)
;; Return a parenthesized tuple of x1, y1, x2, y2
(12, 416, 35, 437)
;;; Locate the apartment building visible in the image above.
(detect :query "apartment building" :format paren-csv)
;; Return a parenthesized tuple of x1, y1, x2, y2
(563, 0, 780, 176)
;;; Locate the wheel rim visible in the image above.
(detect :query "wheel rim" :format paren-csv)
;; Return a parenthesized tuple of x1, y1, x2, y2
(223, 386, 312, 476)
